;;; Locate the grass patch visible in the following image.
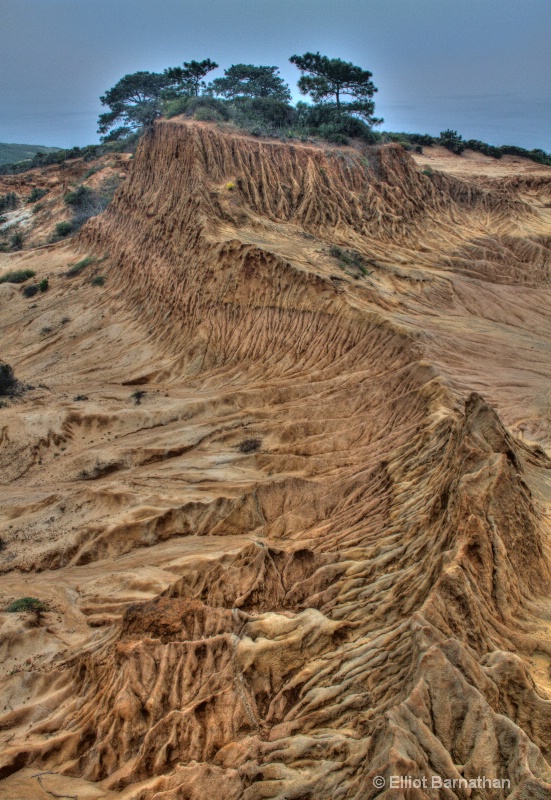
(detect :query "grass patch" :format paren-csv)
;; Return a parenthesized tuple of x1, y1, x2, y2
(91, 275, 106, 286)
(0, 269, 35, 284)
(66, 256, 94, 277)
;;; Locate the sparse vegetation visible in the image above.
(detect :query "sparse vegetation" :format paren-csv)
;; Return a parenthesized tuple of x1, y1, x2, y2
(0, 363, 19, 396)
(66, 256, 94, 277)
(64, 175, 121, 229)
(73, 394, 89, 401)
(77, 459, 121, 480)
(0, 269, 35, 284)
(132, 390, 146, 405)
(83, 165, 105, 179)
(91, 275, 106, 286)
(0, 191, 18, 212)
(330, 245, 371, 276)
(22, 284, 39, 298)
(39, 278, 49, 292)
(10, 231, 24, 251)
(379, 131, 551, 164)
(26, 187, 48, 204)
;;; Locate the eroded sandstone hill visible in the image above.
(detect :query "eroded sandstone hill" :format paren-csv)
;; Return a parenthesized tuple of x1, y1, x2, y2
(0, 120, 550, 799)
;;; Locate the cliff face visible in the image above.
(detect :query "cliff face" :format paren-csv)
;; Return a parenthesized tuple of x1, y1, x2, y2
(0, 119, 550, 800)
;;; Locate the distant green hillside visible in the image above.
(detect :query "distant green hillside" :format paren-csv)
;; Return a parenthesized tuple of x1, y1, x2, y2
(0, 142, 60, 167)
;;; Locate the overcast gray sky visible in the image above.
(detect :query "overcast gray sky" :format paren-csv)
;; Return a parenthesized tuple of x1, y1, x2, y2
(1, 0, 550, 150)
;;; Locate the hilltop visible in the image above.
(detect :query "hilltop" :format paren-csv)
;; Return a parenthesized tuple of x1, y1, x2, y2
(0, 120, 550, 800)
(0, 142, 60, 167)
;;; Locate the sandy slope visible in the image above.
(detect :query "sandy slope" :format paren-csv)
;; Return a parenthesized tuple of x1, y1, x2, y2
(0, 122, 550, 799)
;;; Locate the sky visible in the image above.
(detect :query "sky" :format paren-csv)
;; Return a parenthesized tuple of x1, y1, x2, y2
(1, 0, 550, 151)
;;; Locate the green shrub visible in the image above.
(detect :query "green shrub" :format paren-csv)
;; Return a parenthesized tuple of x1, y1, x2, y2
(6, 597, 48, 614)
(55, 221, 73, 238)
(463, 139, 502, 159)
(91, 275, 106, 286)
(39, 278, 49, 292)
(498, 145, 551, 164)
(323, 130, 349, 145)
(439, 129, 465, 154)
(422, 167, 433, 177)
(193, 106, 226, 122)
(26, 187, 48, 204)
(230, 97, 297, 130)
(0, 269, 35, 284)
(65, 184, 92, 207)
(293, 104, 378, 144)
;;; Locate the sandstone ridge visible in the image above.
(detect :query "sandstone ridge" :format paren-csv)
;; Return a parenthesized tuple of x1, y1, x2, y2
(0, 120, 550, 799)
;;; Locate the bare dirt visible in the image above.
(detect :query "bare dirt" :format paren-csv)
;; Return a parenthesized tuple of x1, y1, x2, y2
(0, 120, 550, 799)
